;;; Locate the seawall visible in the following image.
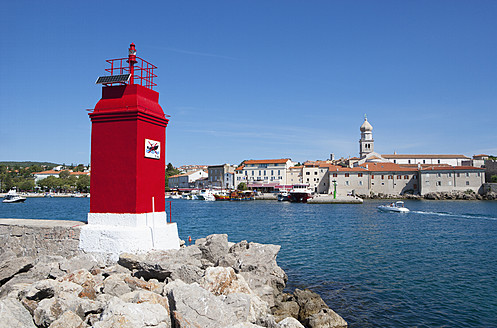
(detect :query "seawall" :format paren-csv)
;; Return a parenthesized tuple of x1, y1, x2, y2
(0, 219, 85, 258)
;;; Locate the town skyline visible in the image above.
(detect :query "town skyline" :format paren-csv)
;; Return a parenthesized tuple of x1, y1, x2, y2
(1, 1, 496, 166)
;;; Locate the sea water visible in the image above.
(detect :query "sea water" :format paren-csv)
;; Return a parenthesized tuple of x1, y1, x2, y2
(1, 198, 496, 327)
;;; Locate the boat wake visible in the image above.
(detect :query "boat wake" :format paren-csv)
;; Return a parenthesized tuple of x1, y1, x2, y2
(411, 210, 497, 221)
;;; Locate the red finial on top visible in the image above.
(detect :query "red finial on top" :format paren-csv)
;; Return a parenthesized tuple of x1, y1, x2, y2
(128, 43, 137, 85)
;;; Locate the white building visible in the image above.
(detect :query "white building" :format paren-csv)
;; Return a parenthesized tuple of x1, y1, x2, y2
(168, 170, 208, 189)
(234, 158, 294, 190)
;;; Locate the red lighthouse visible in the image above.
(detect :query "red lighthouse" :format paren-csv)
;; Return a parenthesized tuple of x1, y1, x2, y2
(80, 44, 179, 256)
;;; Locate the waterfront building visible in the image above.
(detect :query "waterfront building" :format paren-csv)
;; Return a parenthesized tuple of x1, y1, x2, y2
(234, 158, 294, 191)
(207, 164, 236, 189)
(419, 166, 485, 194)
(168, 170, 208, 189)
(302, 161, 331, 194)
(286, 165, 303, 186)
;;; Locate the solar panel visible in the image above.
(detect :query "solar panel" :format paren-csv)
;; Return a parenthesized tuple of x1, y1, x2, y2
(95, 74, 131, 84)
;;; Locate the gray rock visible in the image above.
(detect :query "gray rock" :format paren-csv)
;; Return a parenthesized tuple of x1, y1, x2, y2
(93, 296, 171, 328)
(272, 293, 299, 322)
(306, 308, 348, 328)
(120, 290, 171, 316)
(102, 273, 132, 297)
(223, 292, 275, 327)
(0, 298, 37, 328)
(231, 241, 287, 290)
(0, 256, 34, 286)
(294, 289, 328, 322)
(195, 234, 230, 265)
(119, 247, 204, 283)
(33, 291, 103, 327)
(166, 282, 238, 328)
(48, 310, 87, 328)
(59, 254, 101, 274)
(200, 266, 252, 296)
(278, 317, 305, 328)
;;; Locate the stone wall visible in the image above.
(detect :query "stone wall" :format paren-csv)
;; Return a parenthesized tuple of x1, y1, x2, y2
(0, 219, 84, 258)
(485, 160, 497, 182)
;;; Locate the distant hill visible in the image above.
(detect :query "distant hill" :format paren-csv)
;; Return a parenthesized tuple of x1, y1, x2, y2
(0, 161, 60, 168)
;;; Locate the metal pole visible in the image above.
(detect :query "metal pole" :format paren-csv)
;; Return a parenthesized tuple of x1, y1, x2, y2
(169, 201, 172, 223)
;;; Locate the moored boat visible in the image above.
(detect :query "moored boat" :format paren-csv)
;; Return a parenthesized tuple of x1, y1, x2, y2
(198, 189, 216, 201)
(288, 184, 313, 203)
(277, 190, 290, 201)
(378, 201, 410, 213)
(230, 190, 255, 201)
(3, 189, 27, 203)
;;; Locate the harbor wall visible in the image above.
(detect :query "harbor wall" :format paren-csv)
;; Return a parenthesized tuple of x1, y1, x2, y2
(0, 219, 84, 258)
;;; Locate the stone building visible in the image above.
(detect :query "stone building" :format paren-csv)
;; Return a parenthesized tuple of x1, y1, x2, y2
(207, 164, 236, 189)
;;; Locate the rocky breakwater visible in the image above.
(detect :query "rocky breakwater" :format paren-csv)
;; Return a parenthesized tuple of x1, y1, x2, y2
(0, 234, 347, 328)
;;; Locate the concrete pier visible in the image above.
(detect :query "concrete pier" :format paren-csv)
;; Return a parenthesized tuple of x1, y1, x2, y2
(307, 195, 363, 204)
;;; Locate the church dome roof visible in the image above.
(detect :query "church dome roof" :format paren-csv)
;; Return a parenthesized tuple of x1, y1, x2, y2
(360, 117, 373, 132)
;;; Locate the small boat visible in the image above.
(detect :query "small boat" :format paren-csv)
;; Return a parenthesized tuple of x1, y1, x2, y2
(3, 189, 27, 203)
(214, 191, 230, 201)
(198, 189, 216, 201)
(288, 184, 313, 203)
(378, 201, 410, 213)
(277, 190, 290, 202)
(230, 190, 255, 201)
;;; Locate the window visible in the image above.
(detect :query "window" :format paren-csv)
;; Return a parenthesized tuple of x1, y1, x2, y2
(271, 170, 274, 175)
(333, 173, 337, 177)
(466, 172, 470, 177)
(345, 181, 349, 186)
(307, 178, 309, 182)
(394, 160, 397, 164)
(388, 175, 393, 179)
(397, 175, 401, 179)
(345, 173, 349, 177)
(466, 181, 470, 186)
(404, 175, 409, 179)
(478, 172, 481, 177)
(306, 172, 310, 175)
(437, 173, 441, 177)
(315, 172, 318, 175)
(408, 160, 411, 164)
(358, 173, 363, 177)
(436, 181, 441, 186)
(252, 171, 254, 176)
(264, 171, 266, 176)
(259, 170, 261, 175)
(448, 173, 451, 177)
(381, 175, 385, 179)
(457, 173, 460, 177)
(438, 160, 441, 164)
(372, 175, 375, 179)
(423, 160, 426, 164)
(359, 181, 363, 186)
(278, 170, 281, 175)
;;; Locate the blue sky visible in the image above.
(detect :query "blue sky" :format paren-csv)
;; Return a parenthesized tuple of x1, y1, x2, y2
(1, 1, 496, 166)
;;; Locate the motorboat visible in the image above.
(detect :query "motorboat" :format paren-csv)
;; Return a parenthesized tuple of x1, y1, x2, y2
(3, 189, 27, 203)
(378, 201, 410, 213)
(198, 189, 216, 201)
(288, 184, 313, 203)
(277, 190, 290, 202)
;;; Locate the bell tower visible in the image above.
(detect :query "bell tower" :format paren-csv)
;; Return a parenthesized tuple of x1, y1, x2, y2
(359, 114, 374, 158)
(80, 43, 180, 257)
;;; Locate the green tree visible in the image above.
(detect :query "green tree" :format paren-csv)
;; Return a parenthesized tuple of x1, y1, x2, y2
(237, 182, 247, 190)
(19, 179, 35, 191)
(165, 163, 180, 190)
(76, 175, 90, 192)
(59, 170, 70, 179)
(491, 175, 497, 183)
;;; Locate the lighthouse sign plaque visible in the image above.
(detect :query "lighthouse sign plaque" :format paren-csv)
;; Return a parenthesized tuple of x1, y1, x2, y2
(145, 139, 161, 159)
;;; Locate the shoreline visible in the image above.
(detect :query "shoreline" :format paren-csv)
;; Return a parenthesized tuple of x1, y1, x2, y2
(0, 219, 348, 328)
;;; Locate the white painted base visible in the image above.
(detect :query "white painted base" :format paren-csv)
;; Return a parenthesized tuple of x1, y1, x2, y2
(79, 212, 180, 259)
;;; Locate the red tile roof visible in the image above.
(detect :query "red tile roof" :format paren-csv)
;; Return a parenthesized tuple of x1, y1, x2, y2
(244, 159, 291, 165)
(382, 154, 470, 159)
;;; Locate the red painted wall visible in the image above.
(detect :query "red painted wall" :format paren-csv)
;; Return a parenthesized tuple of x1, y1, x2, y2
(89, 84, 168, 214)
